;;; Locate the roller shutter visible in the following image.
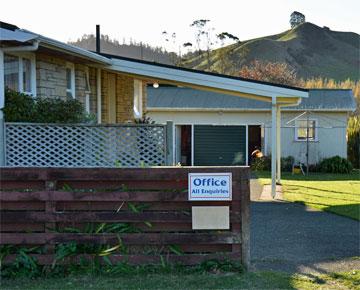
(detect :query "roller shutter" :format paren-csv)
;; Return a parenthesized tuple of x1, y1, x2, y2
(194, 125, 246, 166)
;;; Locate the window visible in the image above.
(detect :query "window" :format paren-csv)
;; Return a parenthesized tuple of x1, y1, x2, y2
(133, 79, 143, 119)
(4, 53, 35, 95)
(295, 119, 317, 141)
(22, 58, 31, 93)
(66, 62, 75, 98)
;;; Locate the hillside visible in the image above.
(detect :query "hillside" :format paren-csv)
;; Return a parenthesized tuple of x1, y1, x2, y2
(69, 35, 175, 64)
(183, 22, 360, 81)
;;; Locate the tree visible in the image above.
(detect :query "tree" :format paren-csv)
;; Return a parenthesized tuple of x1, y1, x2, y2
(238, 60, 298, 86)
(216, 32, 240, 74)
(190, 19, 215, 70)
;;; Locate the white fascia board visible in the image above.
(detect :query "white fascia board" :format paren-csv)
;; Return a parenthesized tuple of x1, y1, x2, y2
(109, 58, 309, 99)
(146, 107, 352, 113)
(37, 35, 112, 65)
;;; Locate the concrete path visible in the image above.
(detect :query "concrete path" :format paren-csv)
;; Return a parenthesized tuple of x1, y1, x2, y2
(249, 178, 360, 274)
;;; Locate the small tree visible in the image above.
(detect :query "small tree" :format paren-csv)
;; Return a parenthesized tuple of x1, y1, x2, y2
(238, 60, 299, 86)
(216, 32, 239, 74)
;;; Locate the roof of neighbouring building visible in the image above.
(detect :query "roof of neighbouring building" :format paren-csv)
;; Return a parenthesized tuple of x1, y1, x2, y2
(147, 87, 356, 111)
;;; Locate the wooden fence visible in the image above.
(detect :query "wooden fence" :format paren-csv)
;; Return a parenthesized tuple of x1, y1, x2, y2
(0, 167, 250, 268)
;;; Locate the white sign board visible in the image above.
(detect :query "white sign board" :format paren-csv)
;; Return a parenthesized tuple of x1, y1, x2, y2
(188, 173, 232, 201)
(192, 206, 230, 229)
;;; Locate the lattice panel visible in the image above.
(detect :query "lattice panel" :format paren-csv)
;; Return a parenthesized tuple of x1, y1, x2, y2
(5, 123, 166, 167)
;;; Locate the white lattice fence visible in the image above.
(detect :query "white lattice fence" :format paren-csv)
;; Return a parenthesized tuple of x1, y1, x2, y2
(5, 123, 166, 167)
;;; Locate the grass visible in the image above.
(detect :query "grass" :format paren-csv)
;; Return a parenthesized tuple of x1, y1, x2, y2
(1, 270, 359, 289)
(255, 170, 360, 220)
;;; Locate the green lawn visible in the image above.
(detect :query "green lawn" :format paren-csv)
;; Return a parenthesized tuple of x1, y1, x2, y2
(255, 171, 360, 220)
(1, 270, 359, 289)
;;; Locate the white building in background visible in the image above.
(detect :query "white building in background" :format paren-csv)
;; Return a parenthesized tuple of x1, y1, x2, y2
(147, 87, 356, 166)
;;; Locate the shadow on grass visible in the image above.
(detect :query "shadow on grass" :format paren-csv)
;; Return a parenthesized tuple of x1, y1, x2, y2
(325, 203, 360, 221)
(290, 199, 360, 221)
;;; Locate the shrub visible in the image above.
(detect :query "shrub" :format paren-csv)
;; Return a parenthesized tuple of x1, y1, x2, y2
(35, 97, 86, 123)
(3, 88, 35, 122)
(319, 156, 353, 174)
(281, 156, 295, 172)
(251, 155, 295, 172)
(250, 155, 271, 171)
(4, 89, 89, 123)
(348, 116, 360, 169)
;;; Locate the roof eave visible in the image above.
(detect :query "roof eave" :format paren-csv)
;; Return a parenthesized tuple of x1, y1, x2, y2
(38, 36, 112, 65)
(109, 58, 309, 100)
(147, 107, 354, 112)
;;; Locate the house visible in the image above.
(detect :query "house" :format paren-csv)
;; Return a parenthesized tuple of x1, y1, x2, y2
(0, 22, 146, 124)
(0, 21, 316, 196)
(147, 87, 356, 166)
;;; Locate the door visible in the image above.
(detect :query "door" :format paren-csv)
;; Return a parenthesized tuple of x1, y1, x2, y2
(248, 125, 262, 163)
(194, 125, 246, 166)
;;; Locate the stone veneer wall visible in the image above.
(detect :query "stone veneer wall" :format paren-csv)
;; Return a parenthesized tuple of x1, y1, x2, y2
(35, 52, 146, 123)
(36, 53, 97, 115)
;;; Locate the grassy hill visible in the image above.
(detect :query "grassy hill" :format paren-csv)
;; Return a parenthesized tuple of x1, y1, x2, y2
(183, 22, 360, 81)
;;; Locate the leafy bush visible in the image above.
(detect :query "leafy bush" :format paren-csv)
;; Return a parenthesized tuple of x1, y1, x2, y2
(319, 156, 353, 174)
(35, 97, 86, 123)
(348, 116, 359, 169)
(4, 88, 89, 123)
(251, 155, 294, 172)
(281, 156, 295, 172)
(250, 155, 271, 171)
(3, 88, 35, 122)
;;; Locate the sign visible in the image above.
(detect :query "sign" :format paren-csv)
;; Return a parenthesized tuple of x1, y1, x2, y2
(188, 173, 232, 201)
(192, 206, 230, 229)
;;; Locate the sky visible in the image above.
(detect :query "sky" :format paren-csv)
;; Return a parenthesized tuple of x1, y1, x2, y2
(1, 0, 359, 52)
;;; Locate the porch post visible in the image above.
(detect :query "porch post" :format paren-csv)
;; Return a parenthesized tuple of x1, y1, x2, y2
(271, 96, 277, 198)
(96, 68, 102, 124)
(0, 49, 5, 166)
(276, 105, 281, 183)
(166, 121, 174, 166)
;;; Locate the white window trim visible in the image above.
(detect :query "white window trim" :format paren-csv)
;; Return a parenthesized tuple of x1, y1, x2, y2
(133, 79, 143, 119)
(294, 118, 318, 142)
(66, 62, 75, 99)
(84, 67, 91, 113)
(4, 52, 36, 97)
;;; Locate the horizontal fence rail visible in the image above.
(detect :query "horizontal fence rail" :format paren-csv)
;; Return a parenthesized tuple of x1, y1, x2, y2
(0, 167, 250, 267)
(4, 123, 167, 168)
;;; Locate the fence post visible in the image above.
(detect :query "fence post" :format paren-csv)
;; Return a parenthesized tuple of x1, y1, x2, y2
(166, 121, 174, 166)
(0, 111, 5, 166)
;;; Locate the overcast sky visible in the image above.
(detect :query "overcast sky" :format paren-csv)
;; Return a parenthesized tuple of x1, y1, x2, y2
(1, 0, 359, 51)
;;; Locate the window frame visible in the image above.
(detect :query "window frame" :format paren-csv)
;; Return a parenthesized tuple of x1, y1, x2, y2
(133, 79, 143, 119)
(4, 52, 36, 96)
(84, 67, 91, 113)
(294, 118, 318, 142)
(65, 62, 75, 99)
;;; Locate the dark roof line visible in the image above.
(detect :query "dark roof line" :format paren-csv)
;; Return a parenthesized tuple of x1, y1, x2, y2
(96, 51, 309, 93)
(0, 21, 19, 31)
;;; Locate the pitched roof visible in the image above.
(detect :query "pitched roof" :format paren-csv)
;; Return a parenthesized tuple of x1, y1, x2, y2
(147, 87, 356, 111)
(0, 21, 111, 65)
